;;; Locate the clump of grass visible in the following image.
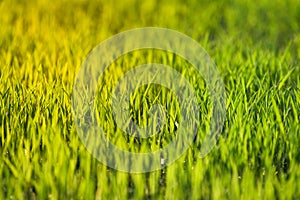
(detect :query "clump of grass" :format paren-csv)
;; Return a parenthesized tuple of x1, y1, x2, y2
(0, 0, 299, 199)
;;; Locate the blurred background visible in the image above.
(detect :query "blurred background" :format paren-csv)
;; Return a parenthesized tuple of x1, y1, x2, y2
(1, 0, 299, 83)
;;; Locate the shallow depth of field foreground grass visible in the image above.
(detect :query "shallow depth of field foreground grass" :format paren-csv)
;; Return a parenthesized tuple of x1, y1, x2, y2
(1, 0, 300, 199)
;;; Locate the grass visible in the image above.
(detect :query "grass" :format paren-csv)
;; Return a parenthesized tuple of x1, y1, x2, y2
(0, 0, 300, 199)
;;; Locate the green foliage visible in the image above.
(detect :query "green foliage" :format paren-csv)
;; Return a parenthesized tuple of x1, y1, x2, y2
(0, 0, 299, 199)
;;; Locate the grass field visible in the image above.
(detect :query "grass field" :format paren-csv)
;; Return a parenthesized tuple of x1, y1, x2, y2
(1, 0, 300, 199)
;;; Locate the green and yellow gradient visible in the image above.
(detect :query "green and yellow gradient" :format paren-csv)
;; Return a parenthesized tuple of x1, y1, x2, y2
(0, 0, 299, 199)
